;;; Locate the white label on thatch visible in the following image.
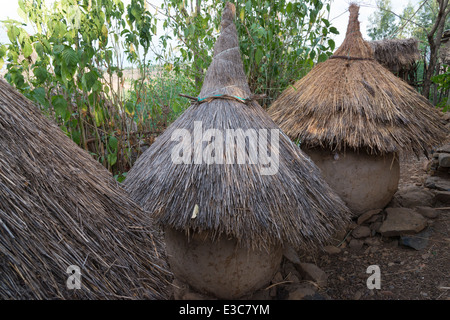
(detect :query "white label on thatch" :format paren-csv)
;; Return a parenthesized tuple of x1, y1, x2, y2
(192, 204, 199, 219)
(170, 121, 280, 175)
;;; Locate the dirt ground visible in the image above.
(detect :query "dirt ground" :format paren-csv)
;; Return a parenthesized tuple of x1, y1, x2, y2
(306, 153, 450, 300)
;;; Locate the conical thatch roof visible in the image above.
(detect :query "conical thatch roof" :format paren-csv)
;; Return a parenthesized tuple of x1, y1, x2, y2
(0, 80, 171, 299)
(124, 2, 350, 251)
(268, 4, 445, 156)
(369, 38, 421, 73)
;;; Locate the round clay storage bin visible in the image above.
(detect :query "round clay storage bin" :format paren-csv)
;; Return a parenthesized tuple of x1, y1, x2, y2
(303, 147, 400, 216)
(164, 227, 283, 299)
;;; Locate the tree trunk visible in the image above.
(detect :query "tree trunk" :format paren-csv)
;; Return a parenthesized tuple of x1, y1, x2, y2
(422, 0, 450, 98)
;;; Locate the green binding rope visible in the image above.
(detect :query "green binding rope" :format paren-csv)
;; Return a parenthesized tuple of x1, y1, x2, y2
(197, 94, 250, 104)
(330, 55, 374, 61)
(179, 93, 251, 105)
(179, 93, 266, 104)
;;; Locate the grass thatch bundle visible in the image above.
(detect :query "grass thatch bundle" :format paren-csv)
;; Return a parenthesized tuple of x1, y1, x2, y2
(369, 38, 421, 73)
(0, 79, 171, 299)
(124, 2, 351, 252)
(268, 4, 445, 157)
(443, 29, 450, 42)
(441, 30, 450, 64)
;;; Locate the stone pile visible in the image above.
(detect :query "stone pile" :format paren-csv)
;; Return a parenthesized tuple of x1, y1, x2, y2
(427, 143, 450, 192)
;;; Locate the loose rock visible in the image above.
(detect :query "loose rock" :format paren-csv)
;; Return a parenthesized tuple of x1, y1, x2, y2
(394, 186, 435, 207)
(297, 263, 328, 288)
(367, 214, 382, 223)
(283, 262, 301, 280)
(425, 176, 450, 191)
(285, 273, 300, 284)
(283, 246, 301, 264)
(379, 207, 428, 237)
(438, 153, 450, 168)
(415, 206, 439, 219)
(364, 237, 381, 246)
(436, 143, 450, 153)
(370, 221, 383, 232)
(352, 226, 371, 238)
(271, 272, 283, 284)
(348, 239, 364, 250)
(400, 228, 432, 250)
(329, 228, 348, 246)
(357, 209, 382, 225)
(434, 191, 450, 205)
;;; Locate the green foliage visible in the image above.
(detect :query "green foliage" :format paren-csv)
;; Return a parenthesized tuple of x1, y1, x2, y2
(0, 0, 161, 177)
(431, 65, 450, 111)
(367, 0, 450, 49)
(156, 0, 337, 106)
(413, 1, 450, 51)
(126, 65, 193, 130)
(397, 1, 416, 39)
(367, 0, 398, 40)
(236, 0, 337, 104)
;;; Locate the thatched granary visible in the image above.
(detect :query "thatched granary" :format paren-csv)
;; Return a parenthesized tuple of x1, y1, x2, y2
(124, 2, 350, 299)
(369, 38, 421, 75)
(268, 4, 446, 216)
(440, 30, 450, 65)
(0, 80, 171, 299)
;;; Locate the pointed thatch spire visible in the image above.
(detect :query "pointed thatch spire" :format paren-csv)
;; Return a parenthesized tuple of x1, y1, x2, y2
(0, 80, 171, 299)
(199, 1, 251, 99)
(268, 3, 446, 156)
(334, 3, 373, 59)
(124, 2, 351, 251)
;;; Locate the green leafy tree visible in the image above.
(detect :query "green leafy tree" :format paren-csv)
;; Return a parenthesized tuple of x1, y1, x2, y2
(414, 0, 450, 99)
(367, 0, 398, 40)
(0, 0, 158, 176)
(153, 0, 338, 106)
(397, 1, 416, 39)
(431, 66, 450, 111)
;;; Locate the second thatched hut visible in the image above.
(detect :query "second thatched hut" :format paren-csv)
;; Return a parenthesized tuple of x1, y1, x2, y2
(369, 38, 421, 83)
(0, 79, 171, 299)
(268, 4, 446, 216)
(124, 2, 350, 299)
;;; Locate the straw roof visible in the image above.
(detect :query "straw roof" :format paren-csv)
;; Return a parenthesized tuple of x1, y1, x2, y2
(124, 2, 351, 252)
(442, 29, 450, 43)
(369, 38, 421, 73)
(268, 4, 445, 156)
(441, 30, 450, 64)
(0, 80, 171, 299)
